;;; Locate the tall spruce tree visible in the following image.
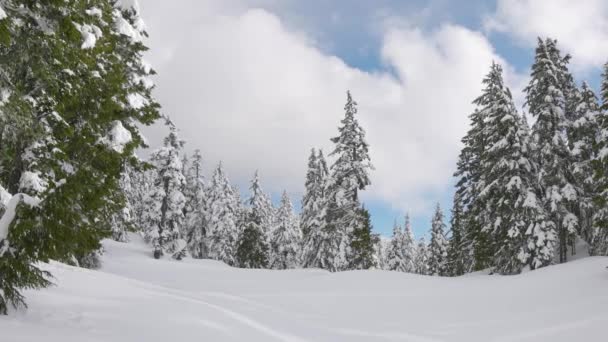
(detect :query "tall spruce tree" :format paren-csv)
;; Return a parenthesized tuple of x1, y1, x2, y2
(301, 150, 335, 270)
(110, 163, 137, 242)
(525, 38, 579, 265)
(414, 237, 429, 275)
(591, 62, 608, 255)
(326, 91, 373, 271)
(453, 107, 488, 271)
(0, 0, 160, 313)
(349, 206, 378, 270)
(428, 204, 448, 276)
(447, 194, 467, 276)
(183, 150, 208, 258)
(301, 148, 319, 239)
(373, 236, 389, 270)
(386, 220, 406, 271)
(207, 163, 239, 265)
(270, 191, 301, 269)
(127, 161, 154, 232)
(401, 214, 417, 272)
(236, 172, 271, 269)
(142, 126, 187, 259)
(569, 82, 602, 245)
(477, 63, 549, 273)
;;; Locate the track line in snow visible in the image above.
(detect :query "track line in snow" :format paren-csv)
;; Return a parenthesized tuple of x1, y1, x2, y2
(332, 327, 445, 342)
(151, 289, 309, 342)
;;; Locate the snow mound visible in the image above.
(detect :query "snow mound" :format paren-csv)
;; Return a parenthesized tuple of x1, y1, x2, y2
(0, 234, 606, 341)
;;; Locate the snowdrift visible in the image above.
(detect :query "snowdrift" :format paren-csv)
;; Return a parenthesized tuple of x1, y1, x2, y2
(1, 235, 607, 341)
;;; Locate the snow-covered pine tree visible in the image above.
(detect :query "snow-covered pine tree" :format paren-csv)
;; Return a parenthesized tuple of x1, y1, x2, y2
(386, 220, 406, 272)
(453, 107, 488, 272)
(301, 148, 319, 239)
(447, 194, 467, 276)
(525, 38, 579, 265)
(401, 214, 417, 272)
(428, 204, 448, 276)
(477, 62, 550, 273)
(414, 237, 429, 275)
(183, 150, 209, 258)
(270, 191, 301, 269)
(207, 163, 239, 265)
(373, 236, 389, 270)
(143, 125, 187, 259)
(249, 172, 274, 235)
(301, 150, 337, 270)
(0, 0, 160, 313)
(349, 206, 378, 270)
(326, 91, 374, 271)
(590, 62, 608, 255)
(236, 172, 271, 268)
(128, 161, 154, 232)
(569, 82, 602, 246)
(110, 162, 137, 242)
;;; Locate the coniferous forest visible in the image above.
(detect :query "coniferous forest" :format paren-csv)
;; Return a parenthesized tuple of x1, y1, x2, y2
(0, 1, 607, 318)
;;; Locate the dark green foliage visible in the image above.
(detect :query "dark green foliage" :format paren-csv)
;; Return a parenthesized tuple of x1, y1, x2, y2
(349, 207, 378, 270)
(236, 221, 269, 269)
(0, 1, 160, 313)
(446, 195, 466, 276)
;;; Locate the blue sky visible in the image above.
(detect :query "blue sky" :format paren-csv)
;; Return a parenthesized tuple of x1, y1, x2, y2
(140, 0, 607, 239)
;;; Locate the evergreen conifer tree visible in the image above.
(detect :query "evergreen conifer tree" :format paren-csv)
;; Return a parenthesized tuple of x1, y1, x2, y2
(270, 191, 301, 269)
(525, 38, 578, 265)
(207, 163, 239, 265)
(414, 237, 429, 275)
(349, 206, 378, 270)
(326, 91, 374, 271)
(428, 204, 448, 276)
(590, 62, 608, 255)
(0, 0, 160, 313)
(386, 221, 406, 272)
(569, 82, 602, 245)
(447, 195, 467, 276)
(110, 163, 137, 242)
(401, 214, 417, 272)
(301, 148, 320, 239)
(142, 126, 187, 259)
(236, 172, 271, 268)
(477, 63, 550, 273)
(183, 150, 208, 258)
(453, 107, 488, 271)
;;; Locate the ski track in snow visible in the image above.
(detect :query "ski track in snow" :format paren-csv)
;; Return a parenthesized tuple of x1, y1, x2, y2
(54, 259, 309, 341)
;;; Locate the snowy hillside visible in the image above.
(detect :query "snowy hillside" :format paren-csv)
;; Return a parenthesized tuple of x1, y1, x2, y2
(0, 235, 606, 342)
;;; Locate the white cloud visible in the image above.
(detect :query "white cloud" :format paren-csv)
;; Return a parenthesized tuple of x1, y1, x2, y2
(139, 1, 521, 217)
(485, 0, 608, 71)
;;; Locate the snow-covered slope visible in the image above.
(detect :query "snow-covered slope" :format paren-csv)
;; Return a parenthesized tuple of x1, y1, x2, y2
(1, 235, 607, 342)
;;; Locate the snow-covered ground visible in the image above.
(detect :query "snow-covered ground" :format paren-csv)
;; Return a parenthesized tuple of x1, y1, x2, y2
(1, 235, 607, 341)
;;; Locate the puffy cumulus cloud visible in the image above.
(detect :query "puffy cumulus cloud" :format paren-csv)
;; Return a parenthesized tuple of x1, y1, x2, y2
(485, 0, 608, 71)
(138, 1, 521, 217)
(370, 23, 525, 213)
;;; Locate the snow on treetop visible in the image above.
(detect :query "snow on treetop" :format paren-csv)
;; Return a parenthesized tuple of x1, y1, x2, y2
(99, 121, 133, 153)
(115, 12, 144, 43)
(19, 171, 49, 194)
(0, 6, 6, 20)
(74, 23, 103, 49)
(127, 93, 148, 109)
(119, 0, 140, 12)
(85, 7, 103, 18)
